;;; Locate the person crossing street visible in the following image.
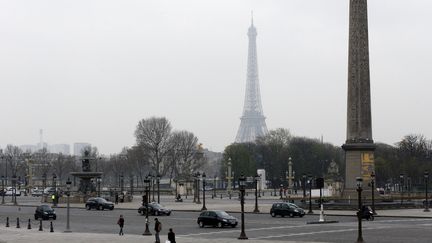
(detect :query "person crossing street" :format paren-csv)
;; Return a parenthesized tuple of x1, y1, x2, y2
(117, 215, 124, 236)
(154, 218, 162, 243)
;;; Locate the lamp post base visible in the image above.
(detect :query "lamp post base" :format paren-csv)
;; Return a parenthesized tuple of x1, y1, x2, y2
(142, 224, 152, 236)
(201, 206, 207, 211)
(424, 208, 430, 212)
(253, 208, 260, 213)
(238, 232, 248, 240)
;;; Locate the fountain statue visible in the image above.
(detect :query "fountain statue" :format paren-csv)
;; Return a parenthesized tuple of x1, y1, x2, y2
(70, 150, 102, 195)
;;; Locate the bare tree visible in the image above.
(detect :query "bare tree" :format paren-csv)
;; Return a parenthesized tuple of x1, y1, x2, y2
(134, 117, 172, 177)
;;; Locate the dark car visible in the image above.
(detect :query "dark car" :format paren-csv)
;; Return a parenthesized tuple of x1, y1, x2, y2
(34, 205, 56, 220)
(197, 210, 238, 228)
(270, 202, 305, 217)
(85, 197, 115, 210)
(138, 202, 171, 216)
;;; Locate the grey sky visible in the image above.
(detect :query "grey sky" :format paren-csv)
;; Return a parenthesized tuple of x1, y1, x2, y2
(1, 0, 431, 155)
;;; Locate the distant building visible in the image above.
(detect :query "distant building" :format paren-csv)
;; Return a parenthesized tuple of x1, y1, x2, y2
(73, 143, 91, 156)
(19, 145, 38, 153)
(49, 144, 70, 155)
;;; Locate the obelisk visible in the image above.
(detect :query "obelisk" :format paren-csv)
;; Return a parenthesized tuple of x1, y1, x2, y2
(342, 0, 375, 193)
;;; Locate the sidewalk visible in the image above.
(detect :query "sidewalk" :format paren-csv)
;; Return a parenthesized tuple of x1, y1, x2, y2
(0, 227, 324, 243)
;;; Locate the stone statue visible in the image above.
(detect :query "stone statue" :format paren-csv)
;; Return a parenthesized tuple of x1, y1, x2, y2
(82, 150, 91, 172)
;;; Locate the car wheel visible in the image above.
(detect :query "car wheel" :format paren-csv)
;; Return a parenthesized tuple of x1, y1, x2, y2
(217, 222, 223, 228)
(271, 212, 276, 217)
(370, 215, 374, 221)
(299, 214, 304, 218)
(155, 211, 160, 216)
(34, 215, 38, 220)
(289, 213, 294, 218)
(167, 212, 171, 216)
(231, 224, 236, 228)
(199, 221, 205, 228)
(86, 205, 91, 210)
(53, 215, 57, 220)
(110, 207, 114, 210)
(281, 214, 285, 217)
(100, 206, 104, 211)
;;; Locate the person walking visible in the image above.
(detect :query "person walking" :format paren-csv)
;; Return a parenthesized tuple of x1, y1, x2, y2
(117, 215, 124, 235)
(154, 218, 162, 243)
(168, 228, 176, 243)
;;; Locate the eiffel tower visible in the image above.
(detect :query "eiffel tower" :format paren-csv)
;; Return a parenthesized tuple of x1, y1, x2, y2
(235, 18, 268, 143)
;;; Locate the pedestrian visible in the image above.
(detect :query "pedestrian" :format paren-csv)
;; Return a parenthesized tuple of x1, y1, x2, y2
(168, 228, 176, 243)
(154, 218, 162, 243)
(115, 192, 119, 204)
(117, 215, 124, 235)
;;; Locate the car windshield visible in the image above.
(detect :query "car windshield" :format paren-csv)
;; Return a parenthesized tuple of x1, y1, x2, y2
(41, 205, 52, 210)
(97, 198, 107, 203)
(215, 211, 230, 217)
(288, 203, 299, 208)
(152, 203, 162, 209)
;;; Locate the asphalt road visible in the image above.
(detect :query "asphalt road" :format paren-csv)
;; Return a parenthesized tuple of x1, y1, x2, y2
(2, 204, 432, 242)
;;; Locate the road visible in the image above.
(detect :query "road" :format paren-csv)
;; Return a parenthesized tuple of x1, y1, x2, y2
(1, 204, 432, 242)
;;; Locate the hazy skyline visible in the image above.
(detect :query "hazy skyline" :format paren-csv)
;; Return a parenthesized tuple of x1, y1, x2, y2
(1, 0, 431, 155)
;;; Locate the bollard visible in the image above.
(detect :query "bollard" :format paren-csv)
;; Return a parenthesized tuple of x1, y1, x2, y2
(6, 217, 9, 227)
(16, 218, 20, 228)
(27, 219, 31, 229)
(220, 194, 222, 199)
(39, 220, 43, 231)
(50, 221, 54, 232)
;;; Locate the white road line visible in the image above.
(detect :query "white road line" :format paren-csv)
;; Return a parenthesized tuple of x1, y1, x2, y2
(249, 226, 394, 240)
(177, 224, 325, 237)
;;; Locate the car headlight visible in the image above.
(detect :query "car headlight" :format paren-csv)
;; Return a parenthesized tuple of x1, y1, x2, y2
(43, 212, 48, 214)
(222, 219, 228, 222)
(294, 209, 299, 212)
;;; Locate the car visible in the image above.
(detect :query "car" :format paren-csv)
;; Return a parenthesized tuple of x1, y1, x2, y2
(4, 189, 21, 196)
(270, 202, 305, 217)
(138, 202, 171, 216)
(197, 210, 238, 228)
(85, 197, 115, 210)
(31, 189, 43, 197)
(34, 205, 56, 220)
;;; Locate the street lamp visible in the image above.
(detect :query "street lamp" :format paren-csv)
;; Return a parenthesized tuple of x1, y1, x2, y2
(213, 174, 217, 199)
(201, 172, 207, 211)
(97, 177, 101, 197)
(65, 178, 72, 233)
(238, 174, 248, 240)
(253, 173, 260, 213)
(302, 174, 306, 203)
(400, 173, 404, 205)
(52, 173, 57, 206)
(356, 177, 364, 243)
(308, 174, 313, 214)
(142, 176, 152, 235)
(42, 173, 47, 203)
(424, 170, 430, 212)
(12, 175, 17, 205)
(120, 174, 124, 195)
(1, 175, 5, 205)
(195, 172, 201, 204)
(157, 173, 161, 204)
(370, 172, 376, 215)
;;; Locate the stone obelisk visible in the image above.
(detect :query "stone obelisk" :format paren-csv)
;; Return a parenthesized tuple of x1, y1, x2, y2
(342, 0, 375, 194)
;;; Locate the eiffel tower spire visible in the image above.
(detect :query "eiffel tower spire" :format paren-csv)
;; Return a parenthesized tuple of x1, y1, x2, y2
(235, 19, 268, 143)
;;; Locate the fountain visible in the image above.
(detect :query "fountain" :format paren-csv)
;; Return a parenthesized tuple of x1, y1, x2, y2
(70, 150, 102, 195)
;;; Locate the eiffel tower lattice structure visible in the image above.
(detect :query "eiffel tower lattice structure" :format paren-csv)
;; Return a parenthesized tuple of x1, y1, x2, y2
(235, 18, 268, 143)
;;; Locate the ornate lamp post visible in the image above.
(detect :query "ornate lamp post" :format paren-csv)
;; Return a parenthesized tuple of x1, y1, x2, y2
(370, 172, 376, 215)
(400, 173, 404, 205)
(42, 172, 47, 203)
(12, 175, 17, 205)
(65, 178, 72, 233)
(238, 174, 248, 240)
(308, 174, 313, 214)
(97, 177, 101, 197)
(120, 174, 124, 195)
(213, 174, 217, 199)
(356, 177, 364, 243)
(201, 172, 207, 211)
(253, 173, 260, 213)
(1, 175, 5, 204)
(195, 172, 201, 204)
(424, 170, 430, 212)
(302, 174, 306, 202)
(142, 176, 152, 235)
(157, 173, 161, 203)
(52, 173, 57, 206)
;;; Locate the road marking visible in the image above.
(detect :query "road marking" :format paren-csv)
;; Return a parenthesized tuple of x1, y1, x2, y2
(249, 226, 394, 240)
(177, 224, 324, 237)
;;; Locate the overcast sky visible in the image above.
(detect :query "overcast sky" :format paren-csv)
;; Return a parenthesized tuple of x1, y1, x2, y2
(1, 0, 431, 155)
